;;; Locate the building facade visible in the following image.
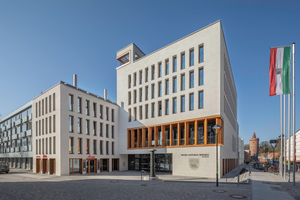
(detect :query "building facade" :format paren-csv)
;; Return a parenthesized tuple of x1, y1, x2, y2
(116, 20, 238, 177)
(0, 101, 33, 170)
(285, 129, 300, 162)
(238, 136, 244, 164)
(32, 80, 121, 176)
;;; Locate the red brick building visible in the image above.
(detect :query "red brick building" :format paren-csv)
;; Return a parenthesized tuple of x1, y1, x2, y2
(250, 132, 259, 160)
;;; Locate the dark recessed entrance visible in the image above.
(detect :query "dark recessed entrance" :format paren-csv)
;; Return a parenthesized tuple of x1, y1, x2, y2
(128, 154, 172, 172)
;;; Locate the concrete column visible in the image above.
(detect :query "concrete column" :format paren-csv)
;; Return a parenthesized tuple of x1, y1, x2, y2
(195, 120, 198, 145)
(169, 124, 173, 146)
(149, 149, 157, 178)
(204, 119, 207, 145)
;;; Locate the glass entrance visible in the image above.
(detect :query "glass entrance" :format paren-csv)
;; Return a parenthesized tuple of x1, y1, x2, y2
(89, 160, 95, 173)
(101, 159, 109, 172)
(128, 154, 172, 172)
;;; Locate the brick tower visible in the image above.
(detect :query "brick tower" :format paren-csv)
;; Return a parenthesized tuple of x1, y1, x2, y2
(250, 132, 259, 160)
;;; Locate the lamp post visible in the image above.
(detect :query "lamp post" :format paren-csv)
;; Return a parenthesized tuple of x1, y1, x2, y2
(213, 124, 222, 187)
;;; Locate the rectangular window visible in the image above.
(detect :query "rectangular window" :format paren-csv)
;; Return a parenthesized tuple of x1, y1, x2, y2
(93, 140, 97, 154)
(189, 93, 194, 110)
(199, 91, 204, 109)
(145, 104, 149, 119)
(158, 82, 162, 97)
(181, 53, 185, 69)
(112, 142, 114, 155)
(128, 75, 131, 88)
(158, 62, 162, 78)
(49, 116, 52, 133)
(133, 72, 137, 87)
(86, 139, 89, 154)
(93, 121, 97, 136)
(173, 56, 177, 72)
(173, 97, 177, 114)
(45, 118, 48, 134)
(46, 138, 48, 154)
(139, 88, 143, 102)
(190, 49, 194, 66)
(128, 92, 131, 105)
(53, 93, 55, 111)
(199, 45, 204, 63)
(181, 74, 185, 91)
(42, 99, 44, 115)
(139, 106, 143, 120)
(164, 79, 169, 95)
(133, 90, 137, 104)
(86, 120, 90, 135)
(106, 141, 109, 155)
(45, 97, 48, 114)
(139, 70, 143, 84)
(78, 118, 82, 133)
(134, 107, 137, 121)
(173, 76, 177, 93)
(69, 116, 74, 132)
(42, 139, 44, 154)
(39, 101, 41, 117)
(78, 138, 82, 154)
(151, 65, 155, 80)
(78, 98, 82, 113)
(158, 101, 162, 116)
(53, 115, 56, 132)
(35, 103, 38, 118)
(190, 71, 194, 88)
(86, 100, 90, 115)
(93, 103, 97, 117)
(49, 95, 52, 113)
(151, 103, 155, 118)
(151, 84, 155, 99)
(165, 59, 169, 75)
(69, 95, 74, 111)
(145, 86, 149, 100)
(145, 68, 149, 82)
(181, 95, 185, 112)
(69, 137, 74, 154)
(112, 109, 114, 122)
(199, 68, 204, 86)
(106, 124, 109, 137)
(100, 140, 103, 155)
(100, 123, 103, 136)
(99, 105, 103, 119)
(53, 136, 56, 154)
(49, 137, 52, 154)
(165, 99, 169, 115)
(128, 108, 131, 122)
(106, 107, 109, 121)
(112, 125, 114, 138)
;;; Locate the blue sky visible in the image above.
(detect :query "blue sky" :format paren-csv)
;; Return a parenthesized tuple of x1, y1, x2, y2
(0, 0, 299, 144)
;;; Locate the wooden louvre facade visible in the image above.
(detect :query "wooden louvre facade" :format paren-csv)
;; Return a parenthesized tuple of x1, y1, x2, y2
(127, 115, 224, 149)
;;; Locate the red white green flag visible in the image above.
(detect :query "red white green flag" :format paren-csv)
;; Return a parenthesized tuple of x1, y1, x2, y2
(269, 46, 291, 96)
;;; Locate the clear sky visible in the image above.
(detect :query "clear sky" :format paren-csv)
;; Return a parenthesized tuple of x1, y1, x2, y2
(0, 0, 299, 144)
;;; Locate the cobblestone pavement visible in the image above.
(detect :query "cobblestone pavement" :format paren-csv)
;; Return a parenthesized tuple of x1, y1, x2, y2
(0, 169, 251, 200)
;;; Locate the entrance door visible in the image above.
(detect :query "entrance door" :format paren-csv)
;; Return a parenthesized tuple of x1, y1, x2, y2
(36, 158, 41, 173)
(42, 159, 47, 174)
(87, 159, 97, 174)
(101, 159, 109, 172)
(49, 159, 55, 175)
(112, 159, 119, 171)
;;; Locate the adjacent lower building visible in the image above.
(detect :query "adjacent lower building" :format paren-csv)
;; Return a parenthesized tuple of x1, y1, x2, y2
(0, 101, 33, 169)
(116, 20, 239, 178)
(285, 129, 300, 162)
(32, 79, 121, 175)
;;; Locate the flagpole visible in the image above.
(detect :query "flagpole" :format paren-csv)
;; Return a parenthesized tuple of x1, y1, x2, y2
(284, 94, 286, 180)
(288, 94, 291, 182)
(292, 42, 296, 186)
(280, 94, 283, 178)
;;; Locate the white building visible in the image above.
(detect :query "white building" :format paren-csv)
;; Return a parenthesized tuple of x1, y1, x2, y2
(116, 20, 238, 177)
(239, 136, 244, 164)
(285, 129, 300, 162)
(0, 102, 33, 170)
(32, 78, 121, 175)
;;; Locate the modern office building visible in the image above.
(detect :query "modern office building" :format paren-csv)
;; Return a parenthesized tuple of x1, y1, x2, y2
(32, 77, 121, 176)
(0, 101, 33, 170)
(116, 20, 238, 177)
(238, 136, 244, 164)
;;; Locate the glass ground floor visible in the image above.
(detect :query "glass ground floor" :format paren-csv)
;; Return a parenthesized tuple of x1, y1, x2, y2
(0, 157, 32, 170)
(128, 154, 172, 172)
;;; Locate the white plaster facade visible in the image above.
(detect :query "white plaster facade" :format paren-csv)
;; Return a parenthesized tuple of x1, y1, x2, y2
(116, 20, 238, 177)
(285, 129, 300, 162)
(32, 81, 121, 176)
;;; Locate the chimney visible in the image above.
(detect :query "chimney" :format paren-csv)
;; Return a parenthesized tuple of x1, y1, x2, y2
(73, 74, 77, 88)
(104, 89, 107, 100)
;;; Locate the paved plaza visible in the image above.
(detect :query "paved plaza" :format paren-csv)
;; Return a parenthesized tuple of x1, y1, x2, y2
(0, 166, 300, 200)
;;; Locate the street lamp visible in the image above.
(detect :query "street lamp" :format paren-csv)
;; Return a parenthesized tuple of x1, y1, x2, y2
(213, 124, 222, 187)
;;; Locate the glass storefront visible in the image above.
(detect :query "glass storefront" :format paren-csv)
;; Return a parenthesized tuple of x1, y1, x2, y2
(128, 154, 172, 172)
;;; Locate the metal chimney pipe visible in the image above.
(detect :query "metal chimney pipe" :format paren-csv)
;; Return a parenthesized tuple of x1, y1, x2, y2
(104, 89, 107, 100)
(73, 74, 77, 88)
